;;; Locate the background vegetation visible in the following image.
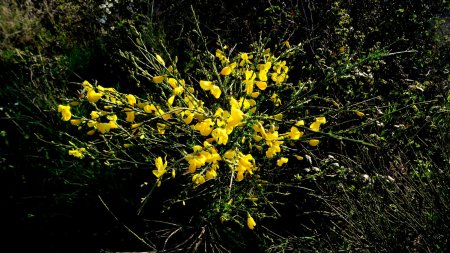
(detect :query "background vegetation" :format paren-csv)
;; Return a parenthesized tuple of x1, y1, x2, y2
(1, 0, 449, 252)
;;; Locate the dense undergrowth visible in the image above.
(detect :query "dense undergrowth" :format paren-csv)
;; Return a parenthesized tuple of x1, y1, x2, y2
(1, 0, 449, 252)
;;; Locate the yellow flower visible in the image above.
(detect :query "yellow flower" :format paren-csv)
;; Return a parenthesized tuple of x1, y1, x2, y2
(125, 111, 135, 122)
(295, 120, 305, 126)
(277, 157, 289, 167)
(212, 127, 229, 145)
(167, 78, 178, 89)
(90, 111, 100, 119)
(295, 155, 304, 160)
(239, 53, 253, 66)
(220, 66, 232, 76)
(87, 90, 103, 103)
(182, 110, 194, 125)
(97, 122, 111, 134)
(131, 123, 143, 129)
(356, 111, 365, 117)
(193, 118, 214, 136)
(155, 54, 165, 66)
(126, 94, 137, 107)
(86, 129, 96, 135)
(68, 147, 86, 159)
(167, 95, 175, 106)
(270, 93, 281, 106)
(82, 80, 93, 90)
(109, 121, 119, 129)
(283, 40, 291, 48)
(58, 105, 71, 121)
(309, 121, 321, 132)
(192, 174, 206, 185)
(227, 106, 244, 128)
(258, 69, 268, 82)
(315, 117, 326, 124)
(200, 80, 213, 91)
(157, 123, 166, 134)
(255, 81, 267, 90)
(205, 169, 217, 180)
(288, 126, 303, 140)
(251, 92, 260, 98)
(308, 139, 320, 146)
(210, 85, 221, 99)
(152, 156, 168, 178)
(247, 214, 256, 230)
(273, 113, 283, 120)
(144, 104, 157, 113)
(152, 75, 165, 84)
(70, 119, 81, 126)
(223, 149, 236, 160)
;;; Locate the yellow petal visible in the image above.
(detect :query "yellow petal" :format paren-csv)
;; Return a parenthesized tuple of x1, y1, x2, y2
(356, 111, 365, 117)
(87, 90, 103, 103)
(155, 54, 165, 66)
(126, 94, 137, 107)
(308, 139, 320, 146)
(210, 85, 221, 99)
(153, 75, 165, 84)
(167, 95, 175, 106)
(309, 121, 321, 132)
(255, 81, 267, 90)
(70, 119, 81, 126)
(277, 157, 289, 167)
(126, 111, 135, 122)
(247, 214, 256, 230)
(315, 117, 326, 124)
(220, 66, 232, 76)
(199, 80, 212, 91)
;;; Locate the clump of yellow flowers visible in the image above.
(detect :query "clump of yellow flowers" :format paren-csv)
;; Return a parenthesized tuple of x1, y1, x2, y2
(57, 41, 328, 230)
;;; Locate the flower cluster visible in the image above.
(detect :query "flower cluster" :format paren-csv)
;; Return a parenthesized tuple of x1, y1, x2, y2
(57, 43, 327, 229)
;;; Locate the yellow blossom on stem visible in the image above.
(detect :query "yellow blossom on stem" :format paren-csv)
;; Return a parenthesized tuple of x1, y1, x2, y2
(155, 54, 165, 66)
(211, 127, 229, 145)
(227, 106, 244, 128)
(58, 105, 71, 121)
(308, 139, 320, 147)
(157, 123, 166, 134)
(277, 157, 289, 167)
(86, 129, 96, 135)
(200, 80, 213, 91)
(288, 126, 303, 140)
(309, 121, 321, 132)
(152, 75, 165, 84)
(220, 66, 232, 76)
(255, 81, 267, 90)
(193, 118, 214, 136)
(68, 147, 86, 159)
(205, 169, 217, 180)
(239, 53, 253, 66)
(126, 94, 137, 107)
(152, 156, 167, 178)
(295, 120, 305, 126)
(70, 119, 81, 126)
(192, 174, 206, 185)
(315, 117, 326, 124)
(270, 93, 281, 106)
(356, 111, 365, 117)
(210, 85, 221, 99)
(97, 122, 111, 134)
(125, 111, 135, 122)
(87, 89, 103, 103)
(247, 214, 256, 230)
